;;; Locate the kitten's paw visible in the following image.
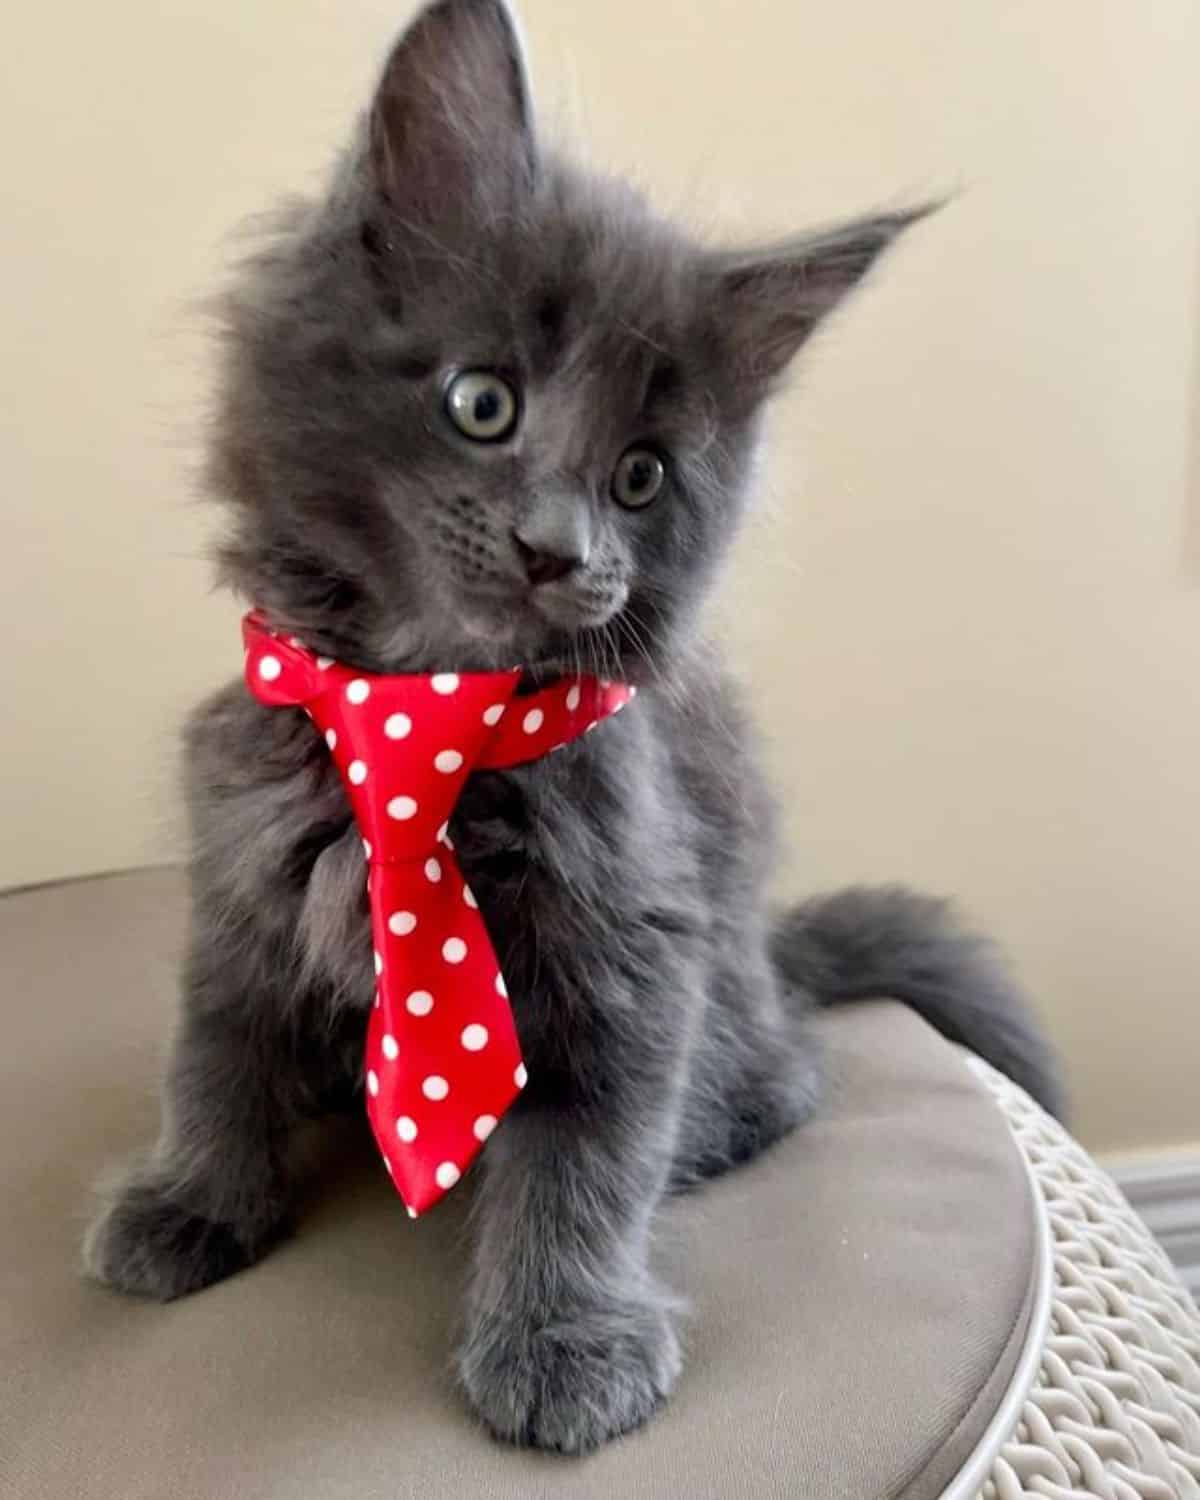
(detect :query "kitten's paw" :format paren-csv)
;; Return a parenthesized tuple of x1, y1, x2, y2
(83, 1175, 278, 1302)
(458, 1296, 682, 1454)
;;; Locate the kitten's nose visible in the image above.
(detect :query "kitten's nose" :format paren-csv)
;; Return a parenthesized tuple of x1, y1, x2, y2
(512, 534, 582, 586)
(512, 493, 591, 587)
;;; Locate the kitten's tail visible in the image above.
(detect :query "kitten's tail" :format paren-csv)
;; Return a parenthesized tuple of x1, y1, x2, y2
(770, 885, 1065, 1117)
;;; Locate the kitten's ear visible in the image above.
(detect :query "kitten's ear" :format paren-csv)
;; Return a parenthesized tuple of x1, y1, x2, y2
(706, 204, 938, 383)
(368, 0, 536, 220)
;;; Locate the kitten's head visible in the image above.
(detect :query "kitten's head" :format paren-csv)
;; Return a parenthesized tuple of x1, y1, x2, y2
(211, 0, 931, 675)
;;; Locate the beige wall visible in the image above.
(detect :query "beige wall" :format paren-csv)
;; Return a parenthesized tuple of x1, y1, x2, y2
(3, 1, 1198, 1154)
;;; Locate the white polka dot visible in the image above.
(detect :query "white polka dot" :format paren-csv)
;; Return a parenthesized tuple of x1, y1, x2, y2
(405, 990, 434, 1016)
(396, 1116, 418, 1143)
(424, 857, 442, 883)
(366, 1069, 379, 1097)
(436, 821, 449, 843)
(482, 703, 506, 727)
(387, 795, 418, 821)
(461, 1023, 489, 1052)
(382, 1033, 399, 1061)
(348, 760, 368, 785)
(514, 1063, 528, 1089)
(388, 910, 417, 936)
(382, 1156, 393, 1176)
(585, 720, 598, 734)
(324, 728, 337, 750)
(431, 674, 460, 695)
(566, 683, 582, 711)
(362, 838, 372, 860)
(443, 937, 468, 965)
(346, 679, 370, 704)
(422, 1075, 449, 1101)
(463, 885, 479, 910)
(522, 708, 545, 735)
(374, 950, 383, 976)
(434, 749, 464, 774)
(494, 973, 508, 998)
(316, 656, 334, 671)
(473, 1114, 498, 1141)
(435, 1162, 461, 1190)
(384, 713, 411, 740)
(406, 1206, 418, 1219)
(257, 655, 282, 681)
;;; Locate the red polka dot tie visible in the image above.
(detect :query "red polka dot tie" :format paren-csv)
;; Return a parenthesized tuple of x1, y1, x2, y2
(241, 612, 635, 1216)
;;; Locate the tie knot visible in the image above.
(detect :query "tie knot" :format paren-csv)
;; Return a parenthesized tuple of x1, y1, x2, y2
(242, 614, 637, 858)
(316, 672, 525, 862)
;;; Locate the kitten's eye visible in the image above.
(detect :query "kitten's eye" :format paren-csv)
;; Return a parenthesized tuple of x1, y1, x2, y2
(445, 370, 519, 443)
(612, 447, 666, 509)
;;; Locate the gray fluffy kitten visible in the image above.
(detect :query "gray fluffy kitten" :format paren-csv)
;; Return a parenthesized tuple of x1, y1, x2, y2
(84, 0, 1062, 1455)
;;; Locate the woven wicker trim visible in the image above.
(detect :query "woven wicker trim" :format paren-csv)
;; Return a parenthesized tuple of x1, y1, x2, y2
(960, 1057, 1200, 1500)
(939, 1068, 1055, 1500)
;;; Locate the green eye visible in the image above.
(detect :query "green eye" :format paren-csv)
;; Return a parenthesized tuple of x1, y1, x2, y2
(612, 447, 666, 509)
(445, 370, 519, 442)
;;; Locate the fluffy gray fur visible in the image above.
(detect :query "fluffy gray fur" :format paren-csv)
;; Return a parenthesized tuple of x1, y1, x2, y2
(83, 0, 1063, 1454)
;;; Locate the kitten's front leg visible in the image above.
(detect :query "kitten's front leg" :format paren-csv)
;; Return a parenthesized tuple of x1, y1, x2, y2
(457, 975, 693, 1454)
(83, 942, 305, 1301)
(85, 685, 363, 1301)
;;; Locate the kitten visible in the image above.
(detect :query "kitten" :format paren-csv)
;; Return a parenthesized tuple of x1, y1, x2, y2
(84, 0, 1062, 1454)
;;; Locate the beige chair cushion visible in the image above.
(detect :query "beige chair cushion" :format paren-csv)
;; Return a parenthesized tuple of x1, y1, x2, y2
(1, 870, 1036, 1500)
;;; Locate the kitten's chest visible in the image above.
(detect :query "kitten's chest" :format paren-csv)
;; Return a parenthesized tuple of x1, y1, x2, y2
(447, 759, 620, 979)
(448, 765, 591, 925)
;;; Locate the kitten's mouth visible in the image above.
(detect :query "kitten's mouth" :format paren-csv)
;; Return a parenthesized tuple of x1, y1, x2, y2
(530, 597, 620, 634)
(454, 577, 623, 645)
(434, 592, 622, 687)
(527, 578, 626, 634)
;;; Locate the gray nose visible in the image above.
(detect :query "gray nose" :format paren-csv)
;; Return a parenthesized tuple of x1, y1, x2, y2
(512, 491, 591, 587)
(513, 536, 580, 586)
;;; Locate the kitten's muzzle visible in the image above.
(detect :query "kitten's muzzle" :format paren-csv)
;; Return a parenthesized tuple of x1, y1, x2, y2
(512, 532, 581, 587)
(512, 490, 592, 587)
